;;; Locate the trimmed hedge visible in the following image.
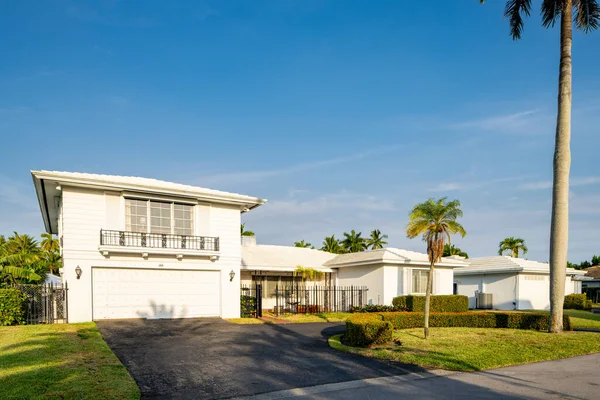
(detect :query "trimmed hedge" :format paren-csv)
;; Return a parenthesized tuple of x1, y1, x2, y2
(350, 304, 398, 313)
(392, 295, 469, 312)
(564, 294, 592, 310)
(0, 288, 27, 326)
(377, 312, 572, 331)
(345, 314, 393, 347)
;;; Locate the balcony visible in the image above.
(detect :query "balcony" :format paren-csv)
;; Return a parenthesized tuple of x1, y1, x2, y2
(99, 229, 220, 259)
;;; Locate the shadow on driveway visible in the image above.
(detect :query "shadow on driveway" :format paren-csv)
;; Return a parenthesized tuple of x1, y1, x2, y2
(97, 318, 421, 399)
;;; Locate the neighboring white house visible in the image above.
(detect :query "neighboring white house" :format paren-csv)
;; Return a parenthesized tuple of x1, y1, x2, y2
(323, 249, 469, 306)
(32, 170, 266, 323)
(454, 256, 585, 310)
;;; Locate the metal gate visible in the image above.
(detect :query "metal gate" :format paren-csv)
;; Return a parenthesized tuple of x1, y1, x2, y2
(16, 283, 68, 324)
(240, 284, 262, 318)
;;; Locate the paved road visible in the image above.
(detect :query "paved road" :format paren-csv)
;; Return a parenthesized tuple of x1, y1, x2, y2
(234, 353, 600, 400)
(97, 319, 421, 399)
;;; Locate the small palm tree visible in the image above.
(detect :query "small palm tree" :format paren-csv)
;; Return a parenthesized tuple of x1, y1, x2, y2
(294, 240, 314, 249)
(406, 198, 466, 339)
(293, 265, 324, 285)
(443, 244, 468, 258)
(498, 237, 528, 258)
(341, 230, 367, 253)
(240, 224, 255, 236)
(321, 235, 344, 254)
(367, 229, 388, 250)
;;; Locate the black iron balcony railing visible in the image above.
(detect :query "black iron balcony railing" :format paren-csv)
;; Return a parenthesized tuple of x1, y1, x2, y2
(100, 229, 219, 252)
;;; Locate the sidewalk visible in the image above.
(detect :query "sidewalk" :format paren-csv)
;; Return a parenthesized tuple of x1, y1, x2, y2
(235, 353, 600, 399)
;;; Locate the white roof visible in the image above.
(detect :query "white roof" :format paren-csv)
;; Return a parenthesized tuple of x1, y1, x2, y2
(241, 244, 337, 272)
(31, 170, 266, 234)
(324, 248, 469, 268)
(454, 256, 583, 276)
(44, 274, 62, 285)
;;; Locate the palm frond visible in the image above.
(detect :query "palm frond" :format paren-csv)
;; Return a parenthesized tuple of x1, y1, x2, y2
(505, 0, 532, 39)
(575, 0, 600, 32)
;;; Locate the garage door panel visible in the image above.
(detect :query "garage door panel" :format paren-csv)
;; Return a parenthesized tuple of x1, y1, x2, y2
(92, 268, 220, 320)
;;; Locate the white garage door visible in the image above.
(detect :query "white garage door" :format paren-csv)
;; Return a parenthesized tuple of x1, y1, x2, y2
(92, 268, 220, 320)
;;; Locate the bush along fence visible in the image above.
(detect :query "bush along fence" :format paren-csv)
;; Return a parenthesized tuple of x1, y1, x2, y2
(0, 288, 27, 326)
(564, 294, 593, 310)
(274, 285, 368, 316)
(343, 311, 572, 347)
(241, 284, 263, 318)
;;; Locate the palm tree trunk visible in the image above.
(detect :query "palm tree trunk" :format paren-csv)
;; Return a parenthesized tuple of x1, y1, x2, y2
(424, 260, 434, 339)
(549, 1, 572, 334)
(513, 248, 518, 258)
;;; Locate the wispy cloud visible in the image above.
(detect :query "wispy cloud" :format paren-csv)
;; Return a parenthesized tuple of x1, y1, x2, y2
(520, 177, 600, 190)
(66, 6, 159, 28)
(429, 176, 532, 192)
(198, 145, 403, 185)
(451, 110, 552, 135)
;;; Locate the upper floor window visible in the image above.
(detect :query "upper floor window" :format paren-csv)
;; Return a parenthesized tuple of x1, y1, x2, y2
(412, 269, 429, 294)
(125, 199, 194, 236)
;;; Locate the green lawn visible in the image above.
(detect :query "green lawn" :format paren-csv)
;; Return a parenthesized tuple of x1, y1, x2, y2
(329, 328, 600, 372)
(264, 312, 352, 323)
(522, 309, 600, 329)
(0, 323, 140, 399)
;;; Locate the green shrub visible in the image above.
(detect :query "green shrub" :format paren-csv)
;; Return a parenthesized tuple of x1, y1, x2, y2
(240, 295, 257, 318)
(350, 305, 398, 313)
(564, 294, 592, 310)
(392, 295, 469, 312)
(0, 288, 27, 326)
(376, 312, 572, 331)
(345, 314, 393, 347)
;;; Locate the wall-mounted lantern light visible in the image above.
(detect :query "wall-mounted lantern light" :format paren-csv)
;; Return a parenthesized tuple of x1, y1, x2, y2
(229, 270, 235, 282)
(75, 265, 82, 280)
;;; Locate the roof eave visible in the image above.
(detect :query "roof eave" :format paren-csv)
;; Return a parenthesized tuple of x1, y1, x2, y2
(31, 172, 53, 234)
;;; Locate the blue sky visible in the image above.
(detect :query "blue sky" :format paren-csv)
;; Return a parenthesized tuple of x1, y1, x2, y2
(1, 1, 598, 262)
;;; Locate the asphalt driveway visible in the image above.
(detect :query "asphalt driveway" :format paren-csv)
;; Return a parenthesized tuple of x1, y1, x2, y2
(97, 318, 422, 399)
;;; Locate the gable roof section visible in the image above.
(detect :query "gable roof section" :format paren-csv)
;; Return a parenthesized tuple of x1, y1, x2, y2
(324, 248, 468, 268)
(31, 170, 267, 234)
(455, 256, 583, 276)
(241, 244, 337, 272)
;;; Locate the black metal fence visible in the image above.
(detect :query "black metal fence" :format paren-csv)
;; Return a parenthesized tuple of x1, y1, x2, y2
(241, 284, 262, 318)
(100, 229, 219, 251)
(584, 287, 600, 304)
(275, 285, 368, 316)
(16, 283, 68, 324)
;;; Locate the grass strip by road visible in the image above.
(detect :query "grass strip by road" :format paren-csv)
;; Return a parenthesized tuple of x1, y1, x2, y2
(522, 309, 600, 329)
(264, 312, 352, 323)
(0, 323, 140, 400)
(329, 327, 600, 371)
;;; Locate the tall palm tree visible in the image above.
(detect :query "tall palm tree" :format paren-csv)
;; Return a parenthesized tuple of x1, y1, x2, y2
(498, 237, 529, 258)
(321, 235, 344, 254)
(481, 0, 600, 334)
(40, 233, 59, 254)
(367, 229, 388, 250)
(6, 232, 39, 255)
(294, 240, 314, 249)
(406, 198, 466, 339)
(341, 230, 367, 253)
(443, 244, 469, 258)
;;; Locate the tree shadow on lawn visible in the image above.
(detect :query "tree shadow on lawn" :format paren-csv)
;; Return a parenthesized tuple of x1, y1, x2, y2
(0, 325, 139, 399)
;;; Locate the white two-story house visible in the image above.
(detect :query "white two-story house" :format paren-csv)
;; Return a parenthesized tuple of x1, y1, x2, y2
(32, 170, 266, 323)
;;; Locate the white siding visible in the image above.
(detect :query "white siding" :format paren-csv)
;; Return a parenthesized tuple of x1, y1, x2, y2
(60, 186, 242, 322)
(436, 268, 454, 295)
(336, 265, 385, 305)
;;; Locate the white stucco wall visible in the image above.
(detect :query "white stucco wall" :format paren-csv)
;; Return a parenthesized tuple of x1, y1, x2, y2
(335, 264, 384, 305)
(454, 275, 481, 309)
(60, 186, 242, 322)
